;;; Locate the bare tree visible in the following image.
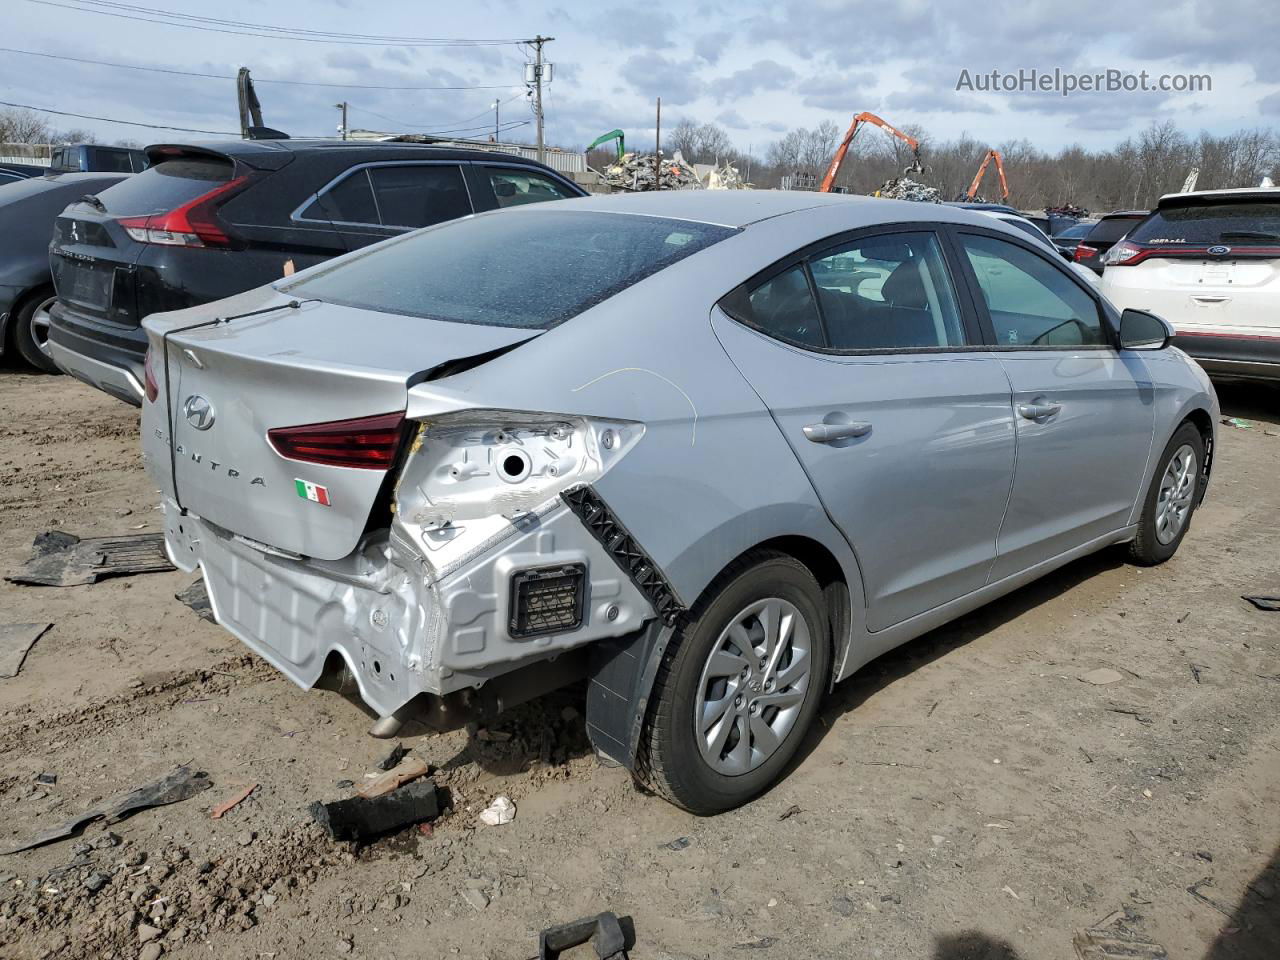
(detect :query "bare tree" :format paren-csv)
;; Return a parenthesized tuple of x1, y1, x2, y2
(0, 107, 50, 144)
(668, 119, 734, 164)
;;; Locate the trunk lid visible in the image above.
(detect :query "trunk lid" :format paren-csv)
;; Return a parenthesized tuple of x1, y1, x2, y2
(141, 289, 538, 560)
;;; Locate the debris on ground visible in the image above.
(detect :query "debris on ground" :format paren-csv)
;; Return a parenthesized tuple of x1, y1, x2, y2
(1073, 927, 1168, 959)
(375, 743, 408, 771)
(176, 579, 215, 622)
(0, 622, 52, 678)
(876, 177, 941, 202)
(1242, 595, 1280, 612)
(35, 772, 57, 785)
(778, 804, 801, 821)
(662, 836, 691, 851)
(1080, 667, 1125, 685)
(210, 783, 258, 819)
(7, 531, 175, 587)
(309, 779, 439, 842)
(538, 911, 630, 960)
(601, 151, 701, 191)
(478, 795, 516, 826)
(1, 766, 212, 854)
(1221, 417, 1254, 430)
(1186, 877, 1234, 917)
(357, 756, 429, 799)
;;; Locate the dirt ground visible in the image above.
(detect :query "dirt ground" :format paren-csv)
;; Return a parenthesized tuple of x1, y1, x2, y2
(0, 366, 1276, 960)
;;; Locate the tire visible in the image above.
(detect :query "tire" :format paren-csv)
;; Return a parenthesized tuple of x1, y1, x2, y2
(10, 289, 60, 373)
(1128, 421, 1205, 566)
(638, 551, 831, 814)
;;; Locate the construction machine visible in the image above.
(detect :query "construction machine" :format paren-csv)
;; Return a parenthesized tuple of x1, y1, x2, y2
(586, 129, 626, 161)
(819, 112, 922, 193)
(963, 149, 1009, 202)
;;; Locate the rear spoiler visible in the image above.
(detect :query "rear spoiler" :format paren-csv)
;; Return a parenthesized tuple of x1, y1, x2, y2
(144, 142, 295, 173)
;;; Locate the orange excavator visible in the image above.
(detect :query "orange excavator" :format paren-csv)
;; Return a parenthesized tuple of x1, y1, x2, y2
(819, 111, 923, 193)
(963, 149, 1009, 202)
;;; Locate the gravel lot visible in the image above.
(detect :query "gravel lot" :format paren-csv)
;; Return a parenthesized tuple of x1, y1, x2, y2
(0, 367, 1276, 960)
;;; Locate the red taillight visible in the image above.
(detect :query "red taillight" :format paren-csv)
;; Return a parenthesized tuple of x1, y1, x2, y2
(143, 346, 159, 403)
(267, 412, 407, 470)
(118, 175, 250, 248)
(1074, 243, 1098, 262)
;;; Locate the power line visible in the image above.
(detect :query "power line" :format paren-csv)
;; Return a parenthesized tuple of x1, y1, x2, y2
(0, 98, 238, 135)
(351, 92, 526, 134)
(20, 0, 535, 46)
(0, 46, 513, 91)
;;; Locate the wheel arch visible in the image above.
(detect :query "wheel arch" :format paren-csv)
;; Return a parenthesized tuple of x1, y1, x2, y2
(3, 281, 55, 354)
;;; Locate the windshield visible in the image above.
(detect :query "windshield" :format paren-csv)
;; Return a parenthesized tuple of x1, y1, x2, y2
(288, 209, 737, 329)
(1129, 201, 1280, 244)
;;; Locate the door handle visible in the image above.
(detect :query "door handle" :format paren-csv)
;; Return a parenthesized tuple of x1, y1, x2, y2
(1017, 402, 1062, 421)
(803, 421, 873, 443)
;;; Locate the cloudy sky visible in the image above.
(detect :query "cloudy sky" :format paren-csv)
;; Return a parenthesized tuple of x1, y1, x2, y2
(4, 0, 1279, 154)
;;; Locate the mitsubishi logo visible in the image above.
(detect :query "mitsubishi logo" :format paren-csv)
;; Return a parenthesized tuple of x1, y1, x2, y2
(183, 395, 215, 431)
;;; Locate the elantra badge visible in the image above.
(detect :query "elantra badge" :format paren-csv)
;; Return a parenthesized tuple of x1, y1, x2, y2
(183, 395, 216, 431)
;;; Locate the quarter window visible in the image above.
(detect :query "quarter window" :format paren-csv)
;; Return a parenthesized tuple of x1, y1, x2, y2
(487, 168, 577, 207)
(961, 233, 1107, 347)
(809, 232, 964, 349)
(308, 170, 378, 225)
(743, 266, 824, 348)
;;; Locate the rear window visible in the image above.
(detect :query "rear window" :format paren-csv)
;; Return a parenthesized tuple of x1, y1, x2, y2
(1086, 216, 1145, 244)
(1129, 200, 1280, 245)
(287, 209, 736, 329)
(1057, 223, 1094, 240)
(90, 148, 137, 174)
(92, 158, 232, 214)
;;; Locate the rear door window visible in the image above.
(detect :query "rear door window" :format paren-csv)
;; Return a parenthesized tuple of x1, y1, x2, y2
(1128, 200, 1280, 245)
(368, 164, 470, 228)
(486, 168, 578, 207)
(960, 233, 1107, 347)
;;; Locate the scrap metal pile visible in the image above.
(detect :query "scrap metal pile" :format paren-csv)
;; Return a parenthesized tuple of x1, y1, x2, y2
(877, 177, 942, 203)
(602, 152, 702, 191)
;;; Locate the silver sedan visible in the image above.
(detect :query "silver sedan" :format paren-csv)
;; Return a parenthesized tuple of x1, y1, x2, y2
(139, 191, 1218, 813)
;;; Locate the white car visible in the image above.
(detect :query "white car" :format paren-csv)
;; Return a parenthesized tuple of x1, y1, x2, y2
(1101, 188, 1280, 381)
(977, 210, 1101, 287)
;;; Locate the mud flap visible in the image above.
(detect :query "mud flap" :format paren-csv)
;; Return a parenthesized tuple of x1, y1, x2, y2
(584, 620, 675, 770)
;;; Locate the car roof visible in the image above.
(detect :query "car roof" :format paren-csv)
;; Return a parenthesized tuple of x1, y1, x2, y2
(1100, 210, 1149, 219)
(1157, 187, 1280, 208)
(0, 170, 129, 205)
(145, 138, 544, 167)
(944, 201, 1019, 214)
(514, 190, 1005, 229)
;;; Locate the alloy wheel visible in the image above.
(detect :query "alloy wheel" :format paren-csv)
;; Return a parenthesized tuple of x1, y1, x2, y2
(694, 597, 813, 776)
(1155, 443, 1197, 545)
(30, 295, 56, 358)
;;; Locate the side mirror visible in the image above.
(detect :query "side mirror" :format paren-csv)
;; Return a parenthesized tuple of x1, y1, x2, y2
(1119, 308, 1173, 350)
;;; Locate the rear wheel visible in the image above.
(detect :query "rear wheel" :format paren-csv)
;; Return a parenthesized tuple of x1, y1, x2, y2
(1128, 422, 1204, 565)
(638, 551, 830, 814)
(11, 290, 60, 373)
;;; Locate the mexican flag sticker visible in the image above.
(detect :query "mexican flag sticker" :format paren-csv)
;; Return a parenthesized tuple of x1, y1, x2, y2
(295, 479, 331, 506)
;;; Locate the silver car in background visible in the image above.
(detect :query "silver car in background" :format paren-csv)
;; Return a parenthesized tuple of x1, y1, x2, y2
(140, 192, 1217, 814)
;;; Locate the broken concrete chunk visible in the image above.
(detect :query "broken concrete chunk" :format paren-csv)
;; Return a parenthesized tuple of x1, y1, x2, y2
(310, 779, 439, 843)
(478, 795, 515, 826)
(7, 531, 175, 587)
(0, 623, 52, 679)
(375, 743, 408, 771)
(1080, 668, 1125, 685)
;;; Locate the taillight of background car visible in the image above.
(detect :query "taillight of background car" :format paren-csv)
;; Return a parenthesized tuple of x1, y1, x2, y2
(1073, 243, 1098, 263)
(117, 176, 251, 249)
(267, 412, 407, 469)
(1102, 240, 1144, 266)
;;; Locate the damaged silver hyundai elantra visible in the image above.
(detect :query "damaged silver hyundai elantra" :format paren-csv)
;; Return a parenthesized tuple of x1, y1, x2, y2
(141, 191, 1217, 813)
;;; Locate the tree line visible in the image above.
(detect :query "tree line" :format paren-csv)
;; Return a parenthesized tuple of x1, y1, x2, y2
(637, 118, 1280, 212)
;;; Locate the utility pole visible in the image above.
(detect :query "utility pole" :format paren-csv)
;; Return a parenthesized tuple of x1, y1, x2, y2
(492, 99, 500, 142)
(334, 101, 348, 140)
(529, 35, 553, 163)
(654, 97, 661, 191)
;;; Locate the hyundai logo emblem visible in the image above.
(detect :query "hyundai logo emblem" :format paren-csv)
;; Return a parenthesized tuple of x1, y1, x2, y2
(1207, 244, 1231, 256)
(183, 395, 216, 431)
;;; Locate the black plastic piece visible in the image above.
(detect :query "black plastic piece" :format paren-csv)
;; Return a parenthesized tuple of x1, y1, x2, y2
(585, 621, 675, 770)
(510, 563, 587, 639)
(308, 779, 439, 843)
(539, 911, 632, 960)
(560, 486, 684, 625)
